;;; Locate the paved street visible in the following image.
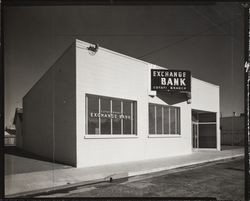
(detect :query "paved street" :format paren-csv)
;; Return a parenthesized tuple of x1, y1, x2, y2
(37, 158, 244, 200)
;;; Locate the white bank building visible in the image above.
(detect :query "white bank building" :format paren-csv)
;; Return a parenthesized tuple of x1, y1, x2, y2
(21, 39, 220, 167)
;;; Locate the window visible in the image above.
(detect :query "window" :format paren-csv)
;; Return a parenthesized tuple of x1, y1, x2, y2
(86, 94, 137, 135)
(149, 103, 180, 135)
(149, 105, 155, 134)
(87, 95, 99, 134)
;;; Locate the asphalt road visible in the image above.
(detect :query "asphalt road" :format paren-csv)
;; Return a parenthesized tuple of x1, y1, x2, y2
(37, 158, 244, 200)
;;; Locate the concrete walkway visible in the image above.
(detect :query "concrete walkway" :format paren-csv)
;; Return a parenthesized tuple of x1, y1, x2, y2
(5, 146, 244, 197)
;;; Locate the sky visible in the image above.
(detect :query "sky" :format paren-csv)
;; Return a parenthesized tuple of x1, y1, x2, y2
(4, 3, 244, 128)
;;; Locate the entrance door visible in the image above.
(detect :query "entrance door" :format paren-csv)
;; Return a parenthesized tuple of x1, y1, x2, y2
(192, 110, 217, 149)
(192, 122, 199, 148)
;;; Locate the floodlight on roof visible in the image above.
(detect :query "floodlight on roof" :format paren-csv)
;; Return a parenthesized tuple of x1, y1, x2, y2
(87, 43, 99, 55)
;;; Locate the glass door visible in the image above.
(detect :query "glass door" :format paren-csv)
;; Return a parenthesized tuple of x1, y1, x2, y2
(192, 122, 199, 148)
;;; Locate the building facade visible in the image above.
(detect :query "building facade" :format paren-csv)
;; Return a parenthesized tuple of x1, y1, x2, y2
(221, 115, 244, 146)
(22, 39, 220, 167)
(13, 108, 23, 148)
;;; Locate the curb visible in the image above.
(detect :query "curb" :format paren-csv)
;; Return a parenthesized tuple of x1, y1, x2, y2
(6, 154, 244, 198)
(128, 154, 244, 177)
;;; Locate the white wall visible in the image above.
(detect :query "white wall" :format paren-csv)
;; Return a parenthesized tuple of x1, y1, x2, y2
(191, 78, 220, 150)
(76, 40, 192, 168)
(23, 44, 77, 166)
(22, 39, 221, 168)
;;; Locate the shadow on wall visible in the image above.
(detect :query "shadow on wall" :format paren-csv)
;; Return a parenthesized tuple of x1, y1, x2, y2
(157, 91, 189, 105)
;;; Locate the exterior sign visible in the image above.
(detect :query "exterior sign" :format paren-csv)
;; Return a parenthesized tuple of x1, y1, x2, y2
(151, 69, 191, 92)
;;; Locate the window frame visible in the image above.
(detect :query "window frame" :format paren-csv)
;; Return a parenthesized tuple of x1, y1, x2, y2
(148, 103, 181, 137)
(85, 93, 137, 138)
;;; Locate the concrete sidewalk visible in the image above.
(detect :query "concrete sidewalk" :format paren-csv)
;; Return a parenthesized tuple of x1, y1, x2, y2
(5, 146, 244, 197)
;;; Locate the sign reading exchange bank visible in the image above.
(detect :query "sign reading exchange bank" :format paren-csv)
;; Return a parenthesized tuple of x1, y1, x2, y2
(151, 69, 191, 92)
(90, 111, 131, 120)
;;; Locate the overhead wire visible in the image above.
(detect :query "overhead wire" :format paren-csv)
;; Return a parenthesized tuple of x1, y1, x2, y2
(190, 5, 242, 44)
(138, 14, 243, 59)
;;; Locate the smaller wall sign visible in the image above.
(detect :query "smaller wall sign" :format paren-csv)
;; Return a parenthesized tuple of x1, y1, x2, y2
(89, 111, 131, 120)
(151, 69, 191, 92)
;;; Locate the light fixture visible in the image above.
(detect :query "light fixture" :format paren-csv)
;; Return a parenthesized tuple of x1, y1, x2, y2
(87, 43, 99, 55)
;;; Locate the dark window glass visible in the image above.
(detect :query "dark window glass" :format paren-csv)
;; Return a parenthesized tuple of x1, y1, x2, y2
(86, 94, 137, 135)
(123, 101, 131, 134)
(192, 112, 199, 122)
(112, 100, 121, 134)
(170, 108, 176, 134)
(163, 107, 170, 134)
(86, 95, 137, 135)
(177, 108, 180, 134)
(156, 105, 162, 134)
(132, 103, 137, 134)
(149, 104, 180, 135)
(88, 96, 99, 134)
(100, 98, 111, 134)
(198, 124, 216, 148)
(198, 113, 216, 122)
(149, 105, 155, 134)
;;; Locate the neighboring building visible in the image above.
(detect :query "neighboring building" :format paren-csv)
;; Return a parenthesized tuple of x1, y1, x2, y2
(221, 115, 244, 146)
(4, 128, 16, 146)
(22, 39, 220, 167)
(13, 108, 23, 148)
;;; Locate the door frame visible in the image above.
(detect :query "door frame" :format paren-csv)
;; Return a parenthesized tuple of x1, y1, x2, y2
(192, 121, 199, 149)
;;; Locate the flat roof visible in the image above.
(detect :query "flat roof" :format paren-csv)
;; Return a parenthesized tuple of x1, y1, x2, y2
(76, 39, 219, 88)
(76, 39, 165, 68)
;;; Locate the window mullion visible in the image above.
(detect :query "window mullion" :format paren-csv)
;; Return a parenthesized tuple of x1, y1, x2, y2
(154, 106, 157, 134)
(175, 108, 177, 134)
(162, 106, 164, 134)
(131, 102, 133, 134)
(169, 107, 170, 134)
(98, 98, 101, 135)
(121, 101, 123, 135)
(86, 96, 88, 134)
(110, 100, 113, 135)
(178, 109, 180, 134)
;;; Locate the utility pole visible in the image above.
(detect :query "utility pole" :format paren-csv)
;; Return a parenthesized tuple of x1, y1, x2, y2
(245, 62, 250, 144)
(246, 62, 250, 148)
(242, 3, 249, 200)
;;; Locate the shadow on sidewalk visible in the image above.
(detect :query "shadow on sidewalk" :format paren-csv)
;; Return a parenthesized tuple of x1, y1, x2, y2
(221, 145, 244, 151)
(5, 146, 53, 162)
(5, 146, 71, 175)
